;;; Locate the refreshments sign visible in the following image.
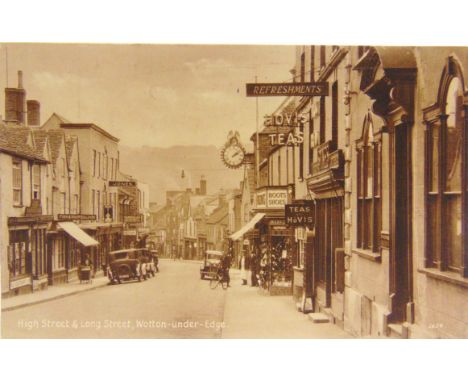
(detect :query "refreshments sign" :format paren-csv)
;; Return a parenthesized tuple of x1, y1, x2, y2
(246, 82, 328, 97)
(285, 201, 315, 227)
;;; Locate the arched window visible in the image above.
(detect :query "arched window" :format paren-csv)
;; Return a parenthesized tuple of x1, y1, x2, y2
(424, 58, 467, 276)
(356, 113, 382, 252)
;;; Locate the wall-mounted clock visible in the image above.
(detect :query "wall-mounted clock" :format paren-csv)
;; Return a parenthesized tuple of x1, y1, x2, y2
(221, 131, 246, 169)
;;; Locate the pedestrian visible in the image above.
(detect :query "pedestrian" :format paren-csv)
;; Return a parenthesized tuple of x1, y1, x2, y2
(240, 252, 248, 285)
(220, 253, 231, 287)
(250, 249, 259, 286)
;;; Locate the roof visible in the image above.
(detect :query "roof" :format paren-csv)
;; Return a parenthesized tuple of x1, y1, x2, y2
(41, 113, 119, 142)
(207, 204, 229, 225)
(47, 130, 66, 164)
(0, 124, 48, 162)
(41, 113, 72, 130)
(61, 122, 119, 142)
(32, 130, 48, 156)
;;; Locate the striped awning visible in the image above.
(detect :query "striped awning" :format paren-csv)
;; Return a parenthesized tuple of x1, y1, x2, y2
(229, 213, 265, 241)
(58, 222, 99, 247)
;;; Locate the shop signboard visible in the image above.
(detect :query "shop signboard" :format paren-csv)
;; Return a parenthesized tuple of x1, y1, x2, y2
(255, 188, 289, 210)
(246, 82, 329, 97)
(8, 215, 54, 225)
(109, 180, 137, 187)
(256, 191, 267, 209)
(285, 201, 315, 228)
(124, 215, 143, 223)
(267, 189, 288, 209)
(57, 214, 96, 221)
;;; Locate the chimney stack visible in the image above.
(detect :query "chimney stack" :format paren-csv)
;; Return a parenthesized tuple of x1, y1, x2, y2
(200, 175, 207, 196)
(27, 100, 40, 126)
(18, 70, 23, 88)
(5, 71, 26, 123)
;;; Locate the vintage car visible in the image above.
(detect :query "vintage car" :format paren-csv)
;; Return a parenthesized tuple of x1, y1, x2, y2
(200, 250, 223, 280)
(139, 248, 158, 278)
(107, 249, 147, 284)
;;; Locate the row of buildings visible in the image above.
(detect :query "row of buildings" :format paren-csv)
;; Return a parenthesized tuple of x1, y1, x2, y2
(149, 176, 243, 263)
(225, 45, 467, 339)
(1, 71, 150, 298)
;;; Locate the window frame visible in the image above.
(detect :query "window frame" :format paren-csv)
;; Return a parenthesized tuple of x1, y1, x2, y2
(12, 159, 23, 206)
(423, 57, 467, 277)
(356, 113, 382, 253)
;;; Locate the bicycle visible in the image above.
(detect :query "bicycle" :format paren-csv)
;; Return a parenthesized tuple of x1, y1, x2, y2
(210, 268, 229, 290)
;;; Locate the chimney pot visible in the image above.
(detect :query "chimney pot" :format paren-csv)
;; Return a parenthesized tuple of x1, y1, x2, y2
(18, 71, 23, 89)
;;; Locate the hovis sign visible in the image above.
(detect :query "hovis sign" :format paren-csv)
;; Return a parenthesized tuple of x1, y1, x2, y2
(246, 82, 328, 97)
(285, 201, 315, 227)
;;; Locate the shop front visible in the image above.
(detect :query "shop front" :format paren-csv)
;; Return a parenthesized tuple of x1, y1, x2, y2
(6, 213, 52, 296)
(251, 185, 294, 295)
(307, 140, 345, 320)
(285, 200, 315, 312)
(53, 221, 99, 282)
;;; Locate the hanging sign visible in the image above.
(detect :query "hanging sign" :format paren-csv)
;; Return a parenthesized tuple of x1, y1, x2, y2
(285, 201, 315, 227)
(246, 82, 328, 97)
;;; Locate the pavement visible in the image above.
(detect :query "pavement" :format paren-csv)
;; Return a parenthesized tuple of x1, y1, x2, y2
(222, 270, 353, 339)
(1, 259, 352, 339)
(2, 275, 110, 312)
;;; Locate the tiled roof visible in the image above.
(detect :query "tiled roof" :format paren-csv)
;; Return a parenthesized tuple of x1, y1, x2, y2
(0, 124, 48, 162)
(47, 130, 66, 164)
(32, 130, 48, 157)
(207, 204, 228, 225)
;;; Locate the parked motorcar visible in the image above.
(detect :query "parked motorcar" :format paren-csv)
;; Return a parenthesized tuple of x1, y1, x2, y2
(138, 248, 157, 278)
(107, 249, 146, 284)
(200, 250, 223, 280)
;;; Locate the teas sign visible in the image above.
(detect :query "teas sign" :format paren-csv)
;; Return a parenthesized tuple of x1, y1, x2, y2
(285, 202, 315, 227)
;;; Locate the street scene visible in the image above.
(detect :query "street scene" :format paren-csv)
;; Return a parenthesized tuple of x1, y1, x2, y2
(1, 43, 467, 339)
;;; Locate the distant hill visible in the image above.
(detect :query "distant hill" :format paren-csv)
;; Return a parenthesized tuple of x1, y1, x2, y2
(119, 145, 243, 204)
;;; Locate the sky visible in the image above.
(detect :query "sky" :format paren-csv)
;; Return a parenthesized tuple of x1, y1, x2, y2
(0, 44, 295, 149)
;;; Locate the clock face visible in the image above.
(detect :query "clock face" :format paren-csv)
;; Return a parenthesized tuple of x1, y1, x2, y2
(222, 144, 245, 168)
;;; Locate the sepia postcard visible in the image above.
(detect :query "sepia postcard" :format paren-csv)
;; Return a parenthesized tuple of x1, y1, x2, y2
(0, 42, 467, 340)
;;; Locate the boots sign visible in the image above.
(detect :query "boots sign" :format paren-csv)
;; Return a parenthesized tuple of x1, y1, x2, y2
(285, 201, 315, 228)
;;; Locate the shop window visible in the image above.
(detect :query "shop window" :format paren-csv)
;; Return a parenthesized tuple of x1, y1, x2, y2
(12, 159, 22, 206)
(356, 113, 381, 252)
(32, 164, 41, 200)
(424, 59, 466, 275)
(8, 230, 29, 276)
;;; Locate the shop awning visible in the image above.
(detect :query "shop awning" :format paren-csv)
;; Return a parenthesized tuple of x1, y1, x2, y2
(58, 222, 99, 247)
(229, 213, 265, 241)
